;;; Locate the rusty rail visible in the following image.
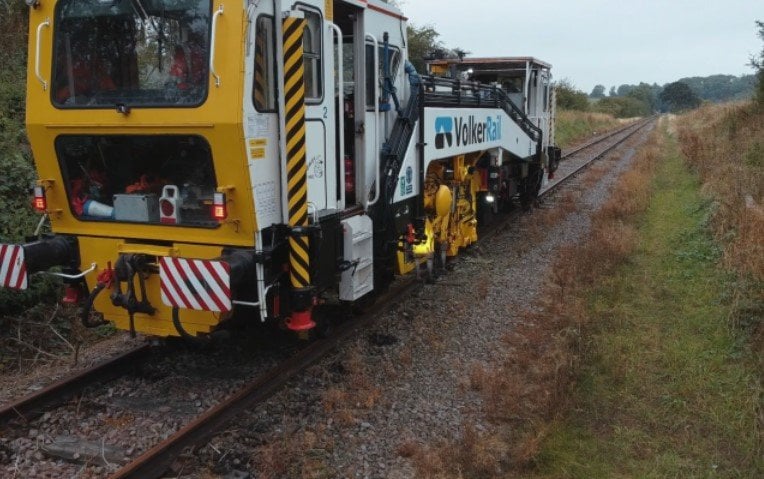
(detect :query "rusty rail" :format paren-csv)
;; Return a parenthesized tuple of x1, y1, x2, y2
(0, 345, 151, 426)
(109, 279, 420, 479)
(109, 116, 657, 479)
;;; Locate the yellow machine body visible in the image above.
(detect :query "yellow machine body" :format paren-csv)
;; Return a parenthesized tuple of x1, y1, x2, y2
(25, 2, 252, 336)
(15, 0, 550, 337)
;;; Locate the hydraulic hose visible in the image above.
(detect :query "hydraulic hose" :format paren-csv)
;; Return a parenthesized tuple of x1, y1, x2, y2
(81, 283, 108, 328)
(172, 307, 210, 346)
(404, 60, 421, 87)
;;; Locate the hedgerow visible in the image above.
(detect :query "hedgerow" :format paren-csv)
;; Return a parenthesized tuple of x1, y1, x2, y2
(0, 7, 60, 315)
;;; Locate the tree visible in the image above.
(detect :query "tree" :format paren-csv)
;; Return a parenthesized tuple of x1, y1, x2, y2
(555, 79, 589, 111)
(609, 86, 617, 97)
(594, 96, 650, 118)
(406, 23, 443, 73)
(452, 48, 470, 60)
(590, 84, 606, 98)
(677, 74, 757, 102)
(659, 81, 702, 112)
(616, 84, 635, 97)
(627, 83, 658, 112)
(749, 20, 764, 107)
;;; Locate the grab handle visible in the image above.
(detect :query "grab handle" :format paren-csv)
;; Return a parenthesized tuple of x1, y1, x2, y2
(330, 22, 345, 209)
(35, 18, 50, 91)
(210, 5, 224, 87)
(365, 33, 380, 207)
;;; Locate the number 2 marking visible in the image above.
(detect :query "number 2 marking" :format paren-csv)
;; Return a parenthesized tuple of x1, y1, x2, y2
(323, 106, 328, 119)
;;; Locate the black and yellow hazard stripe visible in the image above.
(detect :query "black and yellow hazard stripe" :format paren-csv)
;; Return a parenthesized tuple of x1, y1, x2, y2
(282, 15, 311, 289)
(254, 20, 267, 109)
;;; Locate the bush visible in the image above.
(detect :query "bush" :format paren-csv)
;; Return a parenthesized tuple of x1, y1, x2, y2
(555, 110, 622, 148)
(0, 3, 34, 242)
(593, 96, 651, 118)
(555, 79, 589, 111)
(0, 6, 61, 314)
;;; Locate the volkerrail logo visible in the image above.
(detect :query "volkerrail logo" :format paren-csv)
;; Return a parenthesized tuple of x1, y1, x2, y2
(434, 115, 502, 149)
(434, 116, 454, 149)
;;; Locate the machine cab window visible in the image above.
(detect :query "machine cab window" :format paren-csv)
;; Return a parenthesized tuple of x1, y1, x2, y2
(52, 0, 212, 108)
(299, 7, 322, 102)
(365, 43, 400, 108)
(253, 15, 276, 111)
(56, 135, 219, 228)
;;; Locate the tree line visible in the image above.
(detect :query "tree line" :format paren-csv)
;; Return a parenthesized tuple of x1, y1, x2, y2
(580, 74, 756, 116)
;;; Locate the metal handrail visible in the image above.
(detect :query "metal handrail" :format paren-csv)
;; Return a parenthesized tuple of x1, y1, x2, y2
(35, 18, 50, 91)
(380, 84, 422, 205)
(210, 5, 224, 87)
(330, 22, 345, 210)
(365, 33, 380, 207)
(421, 75, 543, 143)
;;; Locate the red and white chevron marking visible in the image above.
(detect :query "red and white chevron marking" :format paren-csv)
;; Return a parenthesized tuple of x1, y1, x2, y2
(159, 257, 232, 312)
(0, 244, 28, 290)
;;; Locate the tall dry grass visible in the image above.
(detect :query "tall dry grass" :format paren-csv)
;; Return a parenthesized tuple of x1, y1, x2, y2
(406, 127, 663, 477)
(676, 103, 763, 282)
(675, 102, 763, 414)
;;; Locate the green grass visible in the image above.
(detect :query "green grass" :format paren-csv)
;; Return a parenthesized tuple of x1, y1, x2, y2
(555, 110, 624, 148)
(531, 132, 761, 478)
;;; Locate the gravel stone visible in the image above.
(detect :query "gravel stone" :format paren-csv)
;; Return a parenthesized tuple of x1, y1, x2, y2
(0, 125, 652, 479)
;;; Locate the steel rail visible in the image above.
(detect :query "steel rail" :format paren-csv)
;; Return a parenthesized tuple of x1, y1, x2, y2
(561, 117, 650, 159)
(109, 116, 656, 479)
(109, 278, 421, 479)
(543, 117, 655, 198)
(0, 344, 151, 426)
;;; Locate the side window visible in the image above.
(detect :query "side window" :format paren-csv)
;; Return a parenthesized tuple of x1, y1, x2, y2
(299, 8, 322, 101)
(253, 16, 276, 111)
(366, 44, 400, 108)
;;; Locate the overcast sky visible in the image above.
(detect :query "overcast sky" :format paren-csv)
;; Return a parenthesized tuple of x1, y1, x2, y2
(398, 0, 761, 93)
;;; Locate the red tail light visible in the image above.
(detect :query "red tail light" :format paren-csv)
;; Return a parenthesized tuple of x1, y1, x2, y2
(212, 192, 227, 221)
(32, 185, 47, 212)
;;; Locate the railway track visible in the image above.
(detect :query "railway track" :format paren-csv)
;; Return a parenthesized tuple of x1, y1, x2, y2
(561, 117, 652, 158)
(543, 116, 655, 196)
(0, 117, 655, 479)
(0, 345, 152, 427)
(112, 117, 656, 479)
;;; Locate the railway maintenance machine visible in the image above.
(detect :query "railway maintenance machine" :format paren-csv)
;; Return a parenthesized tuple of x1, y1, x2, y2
(1, 0, 559, 339)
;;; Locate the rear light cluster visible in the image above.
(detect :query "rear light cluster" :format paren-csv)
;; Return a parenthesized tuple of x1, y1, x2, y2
(212, 192, 227, 221)
(31, 181, 229, 224)
(32, 185, 47, 212)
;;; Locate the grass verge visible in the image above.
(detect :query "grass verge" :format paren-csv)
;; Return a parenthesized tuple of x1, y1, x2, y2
(555, 110, 627, 149)
(409, 114, 761, 478)
(532, 126, 761, 478)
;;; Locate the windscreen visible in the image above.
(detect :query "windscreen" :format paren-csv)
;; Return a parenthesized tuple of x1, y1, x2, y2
(52, 0, 211, 108)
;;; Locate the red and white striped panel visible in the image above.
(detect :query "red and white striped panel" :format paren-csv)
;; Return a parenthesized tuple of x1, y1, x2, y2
(0, 244, 28, 290)
(159, 257, 232, 312)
